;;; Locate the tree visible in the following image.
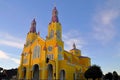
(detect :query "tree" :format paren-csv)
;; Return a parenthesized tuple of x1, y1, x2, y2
(0, 67, 4, 79)
(113, 71, 119, 80)
(0, 67, 3, 72)
(84, 69, 90, 80)
(84, 65, 103, 80)
(104, 72, 113, 80)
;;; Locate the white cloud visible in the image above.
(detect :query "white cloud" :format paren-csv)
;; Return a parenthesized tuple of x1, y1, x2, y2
(0, 32, 25, 49)
(0, 50, 9, 59)
(92, 0, 120, 44)
(0, 50, 20, 64)
(11, 58, 20, 64)
(0, 40, 24, 49)
(100, 10, 119, 25)
(63, 30, 86, 50)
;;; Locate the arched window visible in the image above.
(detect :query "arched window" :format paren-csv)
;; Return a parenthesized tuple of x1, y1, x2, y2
(50, 30, 54, 38)
(73, 73, 77, 80)
(23, 67, 26, 79)
(56, 30, 61, 40)
(33, 46, 40, 59)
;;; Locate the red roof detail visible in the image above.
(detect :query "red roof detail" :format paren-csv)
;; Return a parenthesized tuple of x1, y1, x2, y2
(78, 56, 90, 58)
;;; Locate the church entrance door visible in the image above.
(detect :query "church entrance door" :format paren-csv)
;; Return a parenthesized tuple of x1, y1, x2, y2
(48, 64, 53, 80)
(33, 65, 39, 80)
(60, 70, 65, 80)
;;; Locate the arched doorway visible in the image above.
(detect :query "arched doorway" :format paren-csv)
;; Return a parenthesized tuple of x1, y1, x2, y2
(33, 64, 39, 80)
(60, 70, 65, 80)
(23, 67, 26, 80)
(48, 64, 53, 80)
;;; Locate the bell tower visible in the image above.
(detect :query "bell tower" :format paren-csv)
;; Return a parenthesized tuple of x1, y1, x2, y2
(47, 7, 62, 41)
(46, 7, 64, 79)
(46, 6, 64, 59)
(25, 19, 38, 46)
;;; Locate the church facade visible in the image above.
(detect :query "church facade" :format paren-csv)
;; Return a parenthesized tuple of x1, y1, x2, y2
(18, 7, 91, 80)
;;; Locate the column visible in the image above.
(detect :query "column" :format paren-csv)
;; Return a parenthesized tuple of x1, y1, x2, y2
(55, 45, 59, 79)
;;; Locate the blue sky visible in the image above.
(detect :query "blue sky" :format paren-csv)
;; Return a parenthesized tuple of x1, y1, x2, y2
(0, 0, 120, 74)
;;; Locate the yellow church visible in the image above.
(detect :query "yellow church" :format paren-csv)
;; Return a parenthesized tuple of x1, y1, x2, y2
(18, 7, 91, 80)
